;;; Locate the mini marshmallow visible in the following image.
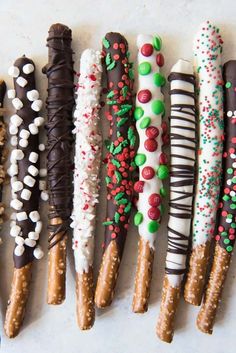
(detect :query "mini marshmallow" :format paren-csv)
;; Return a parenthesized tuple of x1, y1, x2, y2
(11, 192, 17, 200)
(29, 210, 40, 222)
(19, 129, 30, 139)
(10, 199, 23, 211)
(31, 100, 43, 112)
(8, 164, 18, 177)
(35, 221, 42, 233)
(10, 176, 17, 185)
(28, 165, 39, 176)
(39, 168, 47, 177)
(8, 66, 20, 78)
(19, 139, 28, 148)
(28, 231, 39, 240)
(29, 123, 38, 135)
(7, 89, 16, 99)
(16, 211, 27, 221)
(23, 63, 34, 74)
(10, 220, 16, 228)
(39, 143, 45, 151)
(11, 149, 24, 161)
(24, 175, 36, 187)
(39, 180, 46, 190)
(10, 224, 21, 237)
(33, 246, 44, 260)
(12, 181, 23, 192)
(15, 235, 25, 246)
(10, 136, 18, 147)
(29, 152, 38, 163)
(24, 238, 36, 248)
(21, 188, 32, 201)
(10, 212, 17, 220)
(16, 76, 28, 88)
(14, 245, 25, 256)
(9, 124, 18, 135)
(27, 89, 39, 101)
(10, 114, 23, 127)
(34, 117, 44, 127)
(41, 191, 49, 201)
(12, 98, 23, 110)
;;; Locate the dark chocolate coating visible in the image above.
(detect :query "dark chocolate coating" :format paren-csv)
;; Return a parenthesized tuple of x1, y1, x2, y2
(0, 80, 6, 212)
(13, 57, 40, 268)
(216, 61, 236, 252)
(103, 32, 135, 257)
(42, 23, 74, 248)
(0, 80, 6, 106)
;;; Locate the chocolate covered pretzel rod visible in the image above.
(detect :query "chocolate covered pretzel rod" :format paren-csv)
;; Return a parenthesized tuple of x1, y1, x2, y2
(197, 60, 236, 334)
(184, 21, 224, 306)
(95, 33, 135, 308)
(132, 34, 168, 313)
(157, 59, 196, 342)
(0, 80, 6, 240)
(71, 49, 102, 329)
(43, 23, 74, 304)
(5, 57, 44, 338)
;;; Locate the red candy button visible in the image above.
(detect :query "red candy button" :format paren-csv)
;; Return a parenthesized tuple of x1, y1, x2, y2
(141, 43, 153, 57)
(148, 193, 161, 207)
(156, 53, 164, 67)
(142, 166, 155, 180)
(138, 89, 152, 104)
(148, 207, 161, 220)
(159, 152, 168, 164)
(134, 180, 145, 193)
(145, 126, 159, 139)
(144, 138, 158, 152)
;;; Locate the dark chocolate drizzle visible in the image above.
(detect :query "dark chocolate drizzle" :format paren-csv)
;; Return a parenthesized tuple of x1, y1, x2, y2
(12, 57, 40, 268)
(165, 70, 197, 276)
(42, 23, 74, 249)
(0, 80, 6, 225)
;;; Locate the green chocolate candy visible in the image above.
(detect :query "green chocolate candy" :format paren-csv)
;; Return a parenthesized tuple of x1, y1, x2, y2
(226, 245, 233, 252)
(140, 117, 151, 129)
(157, 165, 169, 180)
(153, 73, 166, 87)
(160, 187, 167, 197)
(153, 35, 162, 51)
(135, 154, 146, 166)
(134, 212, 143, 226)
(151, 100, 165, 115)
(134, 107, 144, 120)
(138, 62, 151, 75)
(148, 220, 159, 233)
(225, 81, 232, 88)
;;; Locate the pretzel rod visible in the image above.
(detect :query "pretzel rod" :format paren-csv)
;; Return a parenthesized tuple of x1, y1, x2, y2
(43, 23, 74, 304)
(5, 57, 44, 338)
(95, 32, 135, 308)
(0, 80, 6, 241)
(71, 49, 102, 329)
(184, 21, 224, 306)
(197, 60, 236, 334)
(132, 34, 168, 313)
(156, 59, 197, 342)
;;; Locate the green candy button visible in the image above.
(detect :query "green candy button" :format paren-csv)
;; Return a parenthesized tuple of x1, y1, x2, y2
(153, 35, 162, 51)
(227, 245, 233, 252)
(225, 81, 232, 88)
(134, 107, 144, 120)
(153, 73, 166, 87)
(135, 153, 146, 166)
(140, 117, 151, 129)
(138, 62, 151, 75)
(151, 100, 165, 115)
(148, 220, 160, 233)
(134, 212, 143, 226)
(157, 165, 169, 180)
(160, 187, 167, 197)
(224, 238, 230, 245)
(223, 194, 230, 201)
(231, 223, 236, 228)
(227, 168, 233, 174)
(230, 203, 236, 210)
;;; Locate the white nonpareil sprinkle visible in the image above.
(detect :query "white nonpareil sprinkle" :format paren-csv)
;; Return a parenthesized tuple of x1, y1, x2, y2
(12, 97, 23, 110)
(10, 199, 23, 211)
(41, 191, 49, 201)
(29, 123, 39, 135)
(9, 124, 18, 135)
(8, 66, 20, 78)
(24, 175, 36, 187)
(39, 168, 47, 177)
(10, 224, 21, 237)
(16, 211, 28, 221)
(12, 181, 23, 192)
(24, 238, 36, 248)
(10, 136, 18, 147)
(27, 89, 39, 101)
(7, 89, 16, 99)
(35, 221, 42, 233)
(14, 245, 25, 256)
(28, 231, 39, 240)
(19, 129, 30, 139)
(29, 210, 40, 222)
(31, 99, 43, 112)
(10, 114, 23, 127)
(19, 139, 28, 148)
(11, 149, 24, 161)
(28, 165, 39, 176)
(39, 143, 45, 151)
(23, 63, 34, 74)
(29, 152, 39, 163)
(16, 76, 28, 88)
(34, 117, 44, 126)
(15, 235, 25, 246)
(21, 188, 32, 200)
(33, 246, 44, 259)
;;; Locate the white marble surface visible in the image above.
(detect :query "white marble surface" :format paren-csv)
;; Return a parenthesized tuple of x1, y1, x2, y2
(0, 0, 236, 352)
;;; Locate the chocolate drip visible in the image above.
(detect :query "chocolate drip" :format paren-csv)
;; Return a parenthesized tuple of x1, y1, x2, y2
(102, 32, 135, 257)
(12, 57, 40, 268)
(43, 23, 74, 248)
(0, 80, 6, 227)
(165, 69, 197, 276)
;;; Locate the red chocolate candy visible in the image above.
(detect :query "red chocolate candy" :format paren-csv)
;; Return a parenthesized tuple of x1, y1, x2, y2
(134, 180, 145, 193)
(148, 193, 161, 207)
(137, 89, 152, 104)
(148, 207, 161, 220)
(145, 126, 159, 139)
(156, 53, 164, 67)
(141, 43, 153, 57)
(142, 166, 155, 180)
(144, 138, 158, 152)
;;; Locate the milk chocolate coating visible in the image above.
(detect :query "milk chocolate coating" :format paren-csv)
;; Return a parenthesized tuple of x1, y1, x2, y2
(0, 80, 6, 202)
(42, 23, 74, 248)
(0, 80, 6, 106)
(13, 57, 40, 268)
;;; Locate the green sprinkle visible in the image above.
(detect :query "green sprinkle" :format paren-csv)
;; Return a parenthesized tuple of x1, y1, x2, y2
(138, 62, 151, 75)
(140, 117, 151, 129)
(153, 35, 162, 51)
(115, 192, 124, 201)
(116, 104, 132, 116)
(109, 142, 114, 153)
(107, 60, 116, 71)
(124, 202, 132, 213)
(160, 187, 167, 197)
(128, 127, 134, 140)
(130, 136, 136, 147)
(111, 159, 121, 168)
(135, 154, 146, 166)
(107, 100, 117, 105)
(153, 73, 166, 87)
(107, 90, 115, 98)
(102, 37, 110, 49)
(157, 165, 169, 180)
(105, 53, 111, 65)
(134, 107, 144, 120)
(114, 212, 120, 223)
(105, 176, 111, 184)
(117, 198, 128, 205)
(117, 117, 128, 127)
(134, 212, 143, 226)
(225, 81, 232, 88)
(151, 100, 165, 115)
(114, 171, 122, 183)
(148, 221, 159, 233)
(129, 68, 134, 80)
(122, 86, 128, 97)
(103, 221, 113, 226)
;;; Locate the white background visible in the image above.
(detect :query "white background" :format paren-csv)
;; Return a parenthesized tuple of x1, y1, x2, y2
(0, 0, 236, 352)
